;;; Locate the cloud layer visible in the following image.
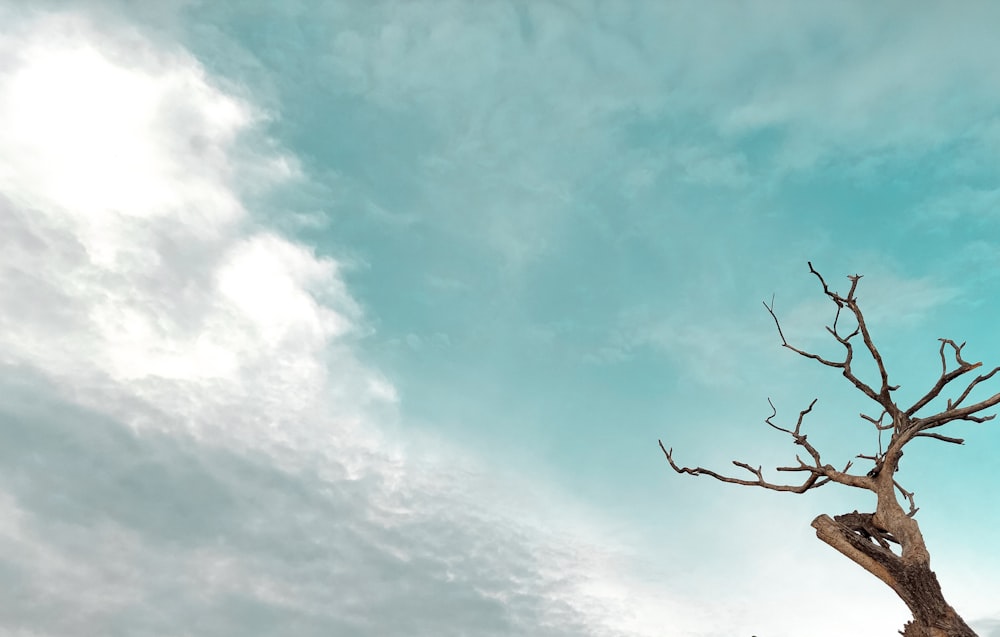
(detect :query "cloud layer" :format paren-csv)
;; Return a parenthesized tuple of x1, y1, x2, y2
(0, 10, 727, 637)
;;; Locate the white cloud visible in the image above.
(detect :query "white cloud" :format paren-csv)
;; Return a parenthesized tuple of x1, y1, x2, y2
(0, 8, 744, 637)
(0, 21, 250, 228)
(0, 10, 374, 442)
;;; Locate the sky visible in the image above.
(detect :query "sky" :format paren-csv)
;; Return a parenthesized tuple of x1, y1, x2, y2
(2, 1, 1000, 635)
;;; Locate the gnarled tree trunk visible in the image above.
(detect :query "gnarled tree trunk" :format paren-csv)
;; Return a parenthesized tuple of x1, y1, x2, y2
(812, 514, 975, 637)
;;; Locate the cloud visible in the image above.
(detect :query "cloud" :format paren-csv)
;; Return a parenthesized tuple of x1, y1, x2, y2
(0, 370, 678, 637)
(328, 1, 1000, 168)
(0, 9, 380, 442)
(0, 9, 732, 637)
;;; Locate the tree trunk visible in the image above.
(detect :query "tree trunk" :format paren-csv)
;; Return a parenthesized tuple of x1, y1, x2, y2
(812, 514, 976, 637)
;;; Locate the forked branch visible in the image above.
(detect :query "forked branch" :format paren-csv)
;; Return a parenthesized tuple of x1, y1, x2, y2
(763, 262, 895, 409)
(905, 340, 986, 418)
(908, 362, 1000, 432)
(658, 440, 826, 493)
(659, 399, 868, 494)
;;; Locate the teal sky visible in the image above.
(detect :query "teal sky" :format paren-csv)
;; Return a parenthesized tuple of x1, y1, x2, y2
(2, 2, 1000, 635)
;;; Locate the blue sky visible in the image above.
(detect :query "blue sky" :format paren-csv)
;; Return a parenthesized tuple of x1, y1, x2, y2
(2, 1, 1000, 635)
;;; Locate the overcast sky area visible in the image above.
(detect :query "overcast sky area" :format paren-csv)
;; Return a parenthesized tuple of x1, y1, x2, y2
(3, 1, 1000, 636)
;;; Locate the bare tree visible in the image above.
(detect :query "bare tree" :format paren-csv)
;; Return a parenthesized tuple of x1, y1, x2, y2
(660, 264, 997, 637)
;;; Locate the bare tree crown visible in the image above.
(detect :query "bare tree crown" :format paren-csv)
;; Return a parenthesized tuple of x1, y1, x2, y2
(660, 262, 1000, 511)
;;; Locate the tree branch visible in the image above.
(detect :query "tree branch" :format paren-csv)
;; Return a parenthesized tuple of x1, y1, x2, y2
(860, 409, 892, 431)
(948, 365, 1000, 411)
(765, 264, 889, 409)
(763, 298, 847, 370)
(893, 480, 920, 517)
(659, 399, 872, 494)
(658, 440, 825, 493)
(913, 393, 1000, 430)
(913, 432, 964, 445)
(904, 340, 984, 418)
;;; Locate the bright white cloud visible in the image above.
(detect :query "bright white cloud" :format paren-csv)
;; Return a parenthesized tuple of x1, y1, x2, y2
(0, 21, 250, 233)
(0, 8, 744, 637)
(0, 10, 370, 438)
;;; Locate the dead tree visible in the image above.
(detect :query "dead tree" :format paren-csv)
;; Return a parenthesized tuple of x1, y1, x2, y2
(660, 263, 997, 637)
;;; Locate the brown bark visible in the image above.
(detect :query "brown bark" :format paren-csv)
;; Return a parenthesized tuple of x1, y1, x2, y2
(812, 515, 975, 637)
